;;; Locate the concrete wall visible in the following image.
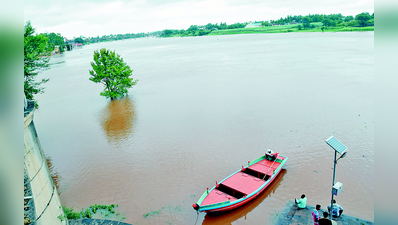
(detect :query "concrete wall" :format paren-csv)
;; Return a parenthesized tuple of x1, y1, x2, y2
(24, 100, 67, 225)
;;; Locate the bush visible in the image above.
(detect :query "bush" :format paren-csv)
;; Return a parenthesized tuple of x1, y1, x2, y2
(59, 204, 120, 221)
(62, 206, 81, 220)
(347, 20, 360, 27)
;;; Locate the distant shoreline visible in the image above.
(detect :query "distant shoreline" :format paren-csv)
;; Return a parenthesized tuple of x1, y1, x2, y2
(170, 22, 374, 37)
(207, 25, 374, 36)
(78, 23, 374, 46)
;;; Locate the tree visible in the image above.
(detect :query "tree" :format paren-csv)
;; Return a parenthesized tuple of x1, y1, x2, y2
(187, 25, 198, 31)
(347, 20, 360, 27)
(74, 37, 84, 44)
(297, 25, 302, 30)
(322, 18, 332, 27)
(302, 17, 311, 29)
(219, 22, 228, 30)
(41, 32, 66, 52)
(355, 12, 371, 27)
(162, 29, 173, 37)
(89, 48, 138, 100)
(344, 15, 354, 22)
(261, 21, 270, 27)
(24, 21, 51, 104)
(205, 23, 214, 30)
(313, 14, 324, 22)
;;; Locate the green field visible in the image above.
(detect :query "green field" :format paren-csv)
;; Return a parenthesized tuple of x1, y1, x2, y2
(208, 22, 374, 36)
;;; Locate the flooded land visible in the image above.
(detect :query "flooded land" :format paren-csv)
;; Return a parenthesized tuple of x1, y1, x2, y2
(34, 32, 374, 224)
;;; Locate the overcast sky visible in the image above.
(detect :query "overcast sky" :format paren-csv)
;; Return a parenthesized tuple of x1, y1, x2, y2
(24, 0, 374, 39)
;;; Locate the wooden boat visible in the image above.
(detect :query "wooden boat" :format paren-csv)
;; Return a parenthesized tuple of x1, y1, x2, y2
(193, 151, 287, 213)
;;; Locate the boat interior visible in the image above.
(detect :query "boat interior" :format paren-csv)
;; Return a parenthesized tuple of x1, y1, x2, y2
(200, 158, 284, 206)
(216, 183, 246, 199)
(214, 169, 270, 200)
(242, 167, 270, 180)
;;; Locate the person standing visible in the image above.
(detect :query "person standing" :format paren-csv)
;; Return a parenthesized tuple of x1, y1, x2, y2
(327, 200, 343, 217)
(319, 211, 332, 225)
(313, 204, 321, 225)
(295, 194, 307, 210)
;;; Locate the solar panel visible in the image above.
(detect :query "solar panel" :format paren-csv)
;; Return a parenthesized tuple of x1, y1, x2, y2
(325, 136, 347, 154)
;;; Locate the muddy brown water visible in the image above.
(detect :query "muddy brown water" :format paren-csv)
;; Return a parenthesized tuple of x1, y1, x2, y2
(35, 32, 374, 224)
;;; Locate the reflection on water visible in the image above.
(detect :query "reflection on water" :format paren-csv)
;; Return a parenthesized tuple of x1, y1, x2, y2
(45, 155, 61, 193)
(99, 97, 136, 144)
(202, 169, 287, 225)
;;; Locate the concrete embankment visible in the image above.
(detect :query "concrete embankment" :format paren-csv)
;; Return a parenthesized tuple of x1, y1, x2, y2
(276, 201, 373, 225)
(24, 100, 66, 225)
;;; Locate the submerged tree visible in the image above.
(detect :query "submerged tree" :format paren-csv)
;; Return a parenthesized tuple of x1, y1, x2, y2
(89, 48, 138, 100)
(24, 21, 51, 104)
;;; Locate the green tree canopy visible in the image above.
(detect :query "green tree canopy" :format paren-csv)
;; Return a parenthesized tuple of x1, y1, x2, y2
(187, 25, 198, 31)
(74, 37, 84, 44)
(89, 48, 138, 100)
(355, 13, 371, 27)
(297, 24, 302, 30)
(41, 32, 66, 52)
(312, 14, 324, 22)
(163, 29, 174, 37)
(344, 15, 354, 22)
(24, 21, 51, 103)
(302, 17, 311, 29)
(347, 20, 360, 27)
(322, 18, 332, 27)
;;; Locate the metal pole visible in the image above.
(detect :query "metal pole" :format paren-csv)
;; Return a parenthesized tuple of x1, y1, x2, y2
(330, 150, 337, 220)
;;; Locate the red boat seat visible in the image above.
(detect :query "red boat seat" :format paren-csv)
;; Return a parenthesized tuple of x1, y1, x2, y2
(249, 159, 280, 177)
(201, 189, 238, 206)
(221, 172, 266, 195)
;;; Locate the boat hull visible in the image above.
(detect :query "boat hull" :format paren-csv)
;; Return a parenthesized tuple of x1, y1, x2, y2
(203, 168, 282, 213)
(194, 154, 287, 213)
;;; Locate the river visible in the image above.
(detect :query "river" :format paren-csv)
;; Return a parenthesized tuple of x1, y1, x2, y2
(35, 32, 374, 224)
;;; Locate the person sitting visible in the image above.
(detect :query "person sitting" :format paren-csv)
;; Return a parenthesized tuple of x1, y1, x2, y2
(313, 204, 321, 225)
(319, 212, 332, 225)
(295, 194, 307, 210)
(265, 149, 278, 161)
(327, 200, 343, 217)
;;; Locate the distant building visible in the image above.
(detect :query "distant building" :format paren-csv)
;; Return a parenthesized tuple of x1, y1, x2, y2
(245, 22, 262, 28)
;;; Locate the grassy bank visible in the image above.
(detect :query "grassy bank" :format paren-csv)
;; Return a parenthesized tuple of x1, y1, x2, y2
(207, 23, 374, 36)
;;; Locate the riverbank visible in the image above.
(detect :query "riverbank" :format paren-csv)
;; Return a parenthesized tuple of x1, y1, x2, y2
(24, 170, 35, 225)
(276, 202, 374, 225)
(208, 24, 374, 36)
(69, 219, 132, 225)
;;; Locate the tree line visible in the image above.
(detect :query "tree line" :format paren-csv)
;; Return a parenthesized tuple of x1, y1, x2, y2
(72, 31, 164, 45)
(71, 12, 374, 43)
(161, 12, 374, 37)
(24, 22, 70, 104)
